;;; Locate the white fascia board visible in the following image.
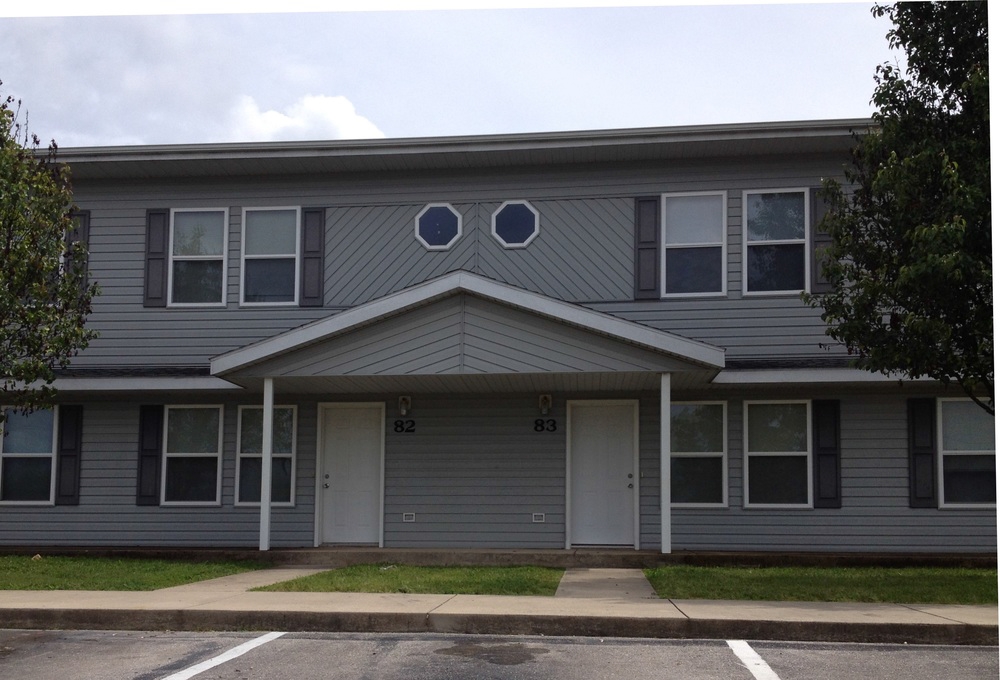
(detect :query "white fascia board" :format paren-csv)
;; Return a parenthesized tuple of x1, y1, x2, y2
(211, 271, 725, 375)
(48, 377, 243, 392)
(712, 368, 936, 385)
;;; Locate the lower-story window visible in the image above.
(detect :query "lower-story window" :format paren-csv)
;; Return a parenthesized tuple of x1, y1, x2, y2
(236, 405, 296, 506)
(0, 408, 56, 504)
(938, 399, 996, 507)
(744, 400, 812, 508)
(670, 401, 727, 506)
(162, 405, 222, 505)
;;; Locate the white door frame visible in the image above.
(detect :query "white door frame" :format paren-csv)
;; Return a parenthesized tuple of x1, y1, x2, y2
(565, 399, 640, 549)
(314, 402, 386, 547)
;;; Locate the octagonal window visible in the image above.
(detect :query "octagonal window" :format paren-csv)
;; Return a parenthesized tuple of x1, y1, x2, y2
(492, 200, 539, 248)
(415, 203, 462, 250)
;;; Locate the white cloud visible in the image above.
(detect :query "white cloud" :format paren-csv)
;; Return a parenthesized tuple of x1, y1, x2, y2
(227, 94, 385, 142)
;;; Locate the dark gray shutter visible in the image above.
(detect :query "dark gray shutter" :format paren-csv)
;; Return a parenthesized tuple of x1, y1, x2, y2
(55, 405, 83, 506)
(144, 209, 169, 307)
(810, 188, 834, 294)
(300, 207, 325, 307)
(136, 405, 163, 506)
(908, 398, 937, 508)
(634, 197, 660, 299)
(68, 211, 91, 292)
(812, 400, 841, 508)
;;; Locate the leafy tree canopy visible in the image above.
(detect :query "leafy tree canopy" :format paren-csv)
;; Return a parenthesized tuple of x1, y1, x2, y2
(808, 1, 992, 413)
(0, 83, 98, 421)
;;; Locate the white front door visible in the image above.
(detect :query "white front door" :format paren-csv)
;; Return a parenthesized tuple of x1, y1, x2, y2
(319, 404, 383, 545)
(568, 401, 638, 547)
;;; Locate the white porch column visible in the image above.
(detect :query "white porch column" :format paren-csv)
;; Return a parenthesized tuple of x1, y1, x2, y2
(660, 372, 671, 554)
(259, 377, 274, 551)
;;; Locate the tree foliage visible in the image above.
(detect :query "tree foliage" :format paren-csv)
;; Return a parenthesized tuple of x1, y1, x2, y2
(0, 83, 98, 421)
(808, 2, 992, 413)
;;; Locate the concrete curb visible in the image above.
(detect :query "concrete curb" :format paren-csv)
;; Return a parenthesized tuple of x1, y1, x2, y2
(4, 608, 996, 646)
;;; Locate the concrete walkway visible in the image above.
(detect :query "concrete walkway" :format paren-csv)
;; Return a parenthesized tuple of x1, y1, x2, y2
(0, 567, 995, 645)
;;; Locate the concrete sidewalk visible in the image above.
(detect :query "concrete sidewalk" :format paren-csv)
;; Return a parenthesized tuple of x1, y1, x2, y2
(0, 568, 995, 645)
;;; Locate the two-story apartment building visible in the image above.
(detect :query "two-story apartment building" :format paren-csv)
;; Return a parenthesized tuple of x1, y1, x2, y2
(1, 120, 994, 555)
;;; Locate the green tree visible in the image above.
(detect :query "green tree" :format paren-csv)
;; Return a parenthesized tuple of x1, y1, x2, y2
(808, 2, 992, 413)
(0, 84, 98, 421)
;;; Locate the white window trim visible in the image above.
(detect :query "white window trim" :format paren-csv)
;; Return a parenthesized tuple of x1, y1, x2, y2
(415, 203, 462, 251)
(670, 400, 728, 508)
(235, 404, 297, 507)
(0, 406, 58, 506)
(741, 188, 810, 296)
(743, 399, 813, 509)
(161, 404, 223, 506)
(240, 206, 301, 307)
(660, 191, 727, 298)
(167, 208, 229, 307)
(491, 200, 540, 249)
(936, 397, 996, 509)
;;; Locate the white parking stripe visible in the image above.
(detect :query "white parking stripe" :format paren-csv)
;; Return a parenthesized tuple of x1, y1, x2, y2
(161, 631, 286, 680)
(727, 640, 781, 680)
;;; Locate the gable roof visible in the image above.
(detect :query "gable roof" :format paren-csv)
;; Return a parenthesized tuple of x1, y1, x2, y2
(210, 271, 725, 380)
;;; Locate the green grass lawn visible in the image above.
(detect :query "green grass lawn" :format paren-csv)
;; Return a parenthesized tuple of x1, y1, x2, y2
(644, 565, 998, 605)
(0, 555, 265, 591)
(255, 564, 564, 596)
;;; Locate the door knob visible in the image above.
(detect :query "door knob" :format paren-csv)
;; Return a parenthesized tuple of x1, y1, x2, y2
(323, 483, 329, 488)
(628, 483, 633, 489)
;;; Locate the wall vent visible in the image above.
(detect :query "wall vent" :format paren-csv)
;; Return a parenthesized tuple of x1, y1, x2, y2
(532, 513, 545, 523)
(402, 512, 416, 523)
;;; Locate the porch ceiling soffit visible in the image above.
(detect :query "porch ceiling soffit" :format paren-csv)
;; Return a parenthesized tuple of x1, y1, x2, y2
(210, 272, 724, 385)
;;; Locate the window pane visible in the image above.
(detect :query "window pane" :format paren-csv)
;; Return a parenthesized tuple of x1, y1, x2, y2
(664, 247, 722, 294)
(942, 401, 996, 451)
(943, 454, 996, 504)
(2, 409, 54, 453)
(417, 206, 459, 247)
(747, 244, 805, 292)
(746, 192, 805, 241)
(244, 259, 295, 303)
(166, 408, 220, 454)
(748, 455, 809, 504)
(172, 261, 223, 303)
(671, 456, 723, 504)
(245, 210, 297, 255)
(238, 456, 293, 503)
(747, 403, 807, 452)
(164, 456, 218, 502)
(240, 407, 295, 454)
(173, 211, 225, 256)
(671, 403, 724, 452)
(1, 457, 51, 501)
(494, 203, 538, 246)
(664, 194, 723, 244)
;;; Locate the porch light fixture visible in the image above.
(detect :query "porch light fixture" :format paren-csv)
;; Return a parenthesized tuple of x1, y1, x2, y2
(539, 394, 552, 416)
(399, 396, 411, 416)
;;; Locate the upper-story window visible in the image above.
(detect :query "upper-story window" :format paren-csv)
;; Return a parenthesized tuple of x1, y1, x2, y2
(938, 399, 996, 507)
(242, 208, 300, 305)
(661, 192, 726, 296)
(743, 189, 808, 294)
(415, 204, 462, 250)
(492, 201, 539, 248)
(169, 209, 228, 306)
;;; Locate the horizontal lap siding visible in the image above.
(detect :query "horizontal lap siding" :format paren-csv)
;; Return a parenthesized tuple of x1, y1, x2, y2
(383, 395, 565, 548)
(0, 399, 316, 548)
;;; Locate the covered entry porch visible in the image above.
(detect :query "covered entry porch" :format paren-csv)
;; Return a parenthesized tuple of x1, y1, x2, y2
(210, 272, 725, 553)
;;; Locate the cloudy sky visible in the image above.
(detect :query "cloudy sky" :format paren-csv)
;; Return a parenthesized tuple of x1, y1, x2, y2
(0, 2, 898, 148)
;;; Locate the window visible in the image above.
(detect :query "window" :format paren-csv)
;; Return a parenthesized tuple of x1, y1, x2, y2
(162, 405, 222, 505)
(744, 401, 811, 507)
(662, 192, 726, 296)
(0, 408, 56, 504)
(415, 203, 462, 250)
(169, 209, 228, 305)
(236, 405, 296, 506)
(671, 402, 727, 506)
(242, 208, 300, 305)
(743, 190, 808, 294)
(938, 399, 996, 507)
(492, 200, 539, 248)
